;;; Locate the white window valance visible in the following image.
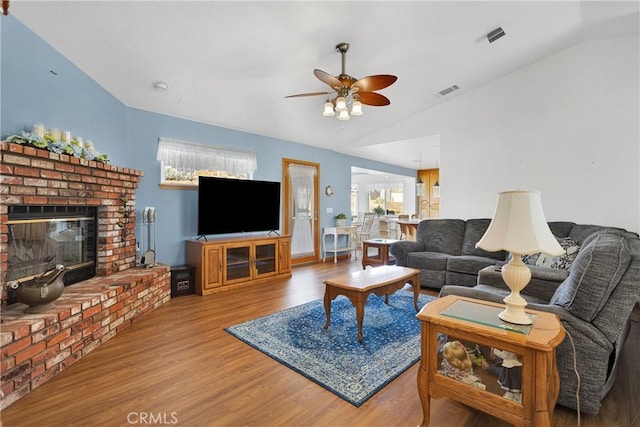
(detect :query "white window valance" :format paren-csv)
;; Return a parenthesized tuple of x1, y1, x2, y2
(366, 182, 403, 192)
(156, 138, 257, 176)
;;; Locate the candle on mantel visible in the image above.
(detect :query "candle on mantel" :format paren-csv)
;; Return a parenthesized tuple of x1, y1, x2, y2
(62, 131, 71, 143)
(32, 123, 45, 138)
(50, 128, 61, 141)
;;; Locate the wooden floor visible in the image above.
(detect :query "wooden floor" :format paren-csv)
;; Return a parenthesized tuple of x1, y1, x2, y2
(2, 259, 639, 427)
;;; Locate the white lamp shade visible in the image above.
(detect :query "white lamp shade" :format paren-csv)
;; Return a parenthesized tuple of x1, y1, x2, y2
(476, 190, 564, 255)
(335, 96, 347, 111)
(337, 109, 350, 120)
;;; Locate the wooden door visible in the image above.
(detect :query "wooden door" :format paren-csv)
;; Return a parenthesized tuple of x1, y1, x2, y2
(282, 158, 320, 265)
(278, 238, 291, 274)
(417, 168, 440, 219)
(203, 245, 223, 290)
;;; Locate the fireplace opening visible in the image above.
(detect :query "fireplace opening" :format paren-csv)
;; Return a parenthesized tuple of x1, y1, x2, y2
(6, 205, 97, 304)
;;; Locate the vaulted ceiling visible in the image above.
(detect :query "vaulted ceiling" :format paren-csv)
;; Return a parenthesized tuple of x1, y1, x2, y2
(9, 1, 639, 170)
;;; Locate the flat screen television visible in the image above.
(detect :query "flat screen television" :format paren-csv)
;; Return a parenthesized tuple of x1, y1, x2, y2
(197, 176, 281, 236)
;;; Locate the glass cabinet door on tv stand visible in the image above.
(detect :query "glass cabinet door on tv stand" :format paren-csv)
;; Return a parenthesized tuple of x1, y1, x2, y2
(254, 241, 277, 276)
(223, 240, 278, 284)
(224, 243, 251, 283)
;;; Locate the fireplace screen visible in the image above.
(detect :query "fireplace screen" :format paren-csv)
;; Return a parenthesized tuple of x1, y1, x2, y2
(7, 206, 97, 286)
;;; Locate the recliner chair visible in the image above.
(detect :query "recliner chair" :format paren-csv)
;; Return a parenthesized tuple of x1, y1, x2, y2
(440, 230, 640, 414)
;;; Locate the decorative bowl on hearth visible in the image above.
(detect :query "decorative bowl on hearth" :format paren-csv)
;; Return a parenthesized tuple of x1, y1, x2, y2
(9, 265, 68, 313)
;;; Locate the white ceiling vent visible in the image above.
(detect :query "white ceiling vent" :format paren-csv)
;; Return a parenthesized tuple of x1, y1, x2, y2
(437, 84, 460, 97)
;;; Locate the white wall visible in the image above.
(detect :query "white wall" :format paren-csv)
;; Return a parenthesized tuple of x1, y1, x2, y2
(413, 37, 639, 232)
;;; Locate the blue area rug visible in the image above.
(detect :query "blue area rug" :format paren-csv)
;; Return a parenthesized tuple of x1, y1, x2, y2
(225, 292, 435, 406)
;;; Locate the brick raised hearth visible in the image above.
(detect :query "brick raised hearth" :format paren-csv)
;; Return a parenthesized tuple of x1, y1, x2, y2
(0, 266, 170, 409)
(0, 141, 171, 409)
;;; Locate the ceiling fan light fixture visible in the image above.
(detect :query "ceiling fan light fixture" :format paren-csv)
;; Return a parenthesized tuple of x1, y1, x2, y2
(335, 96, 347, 111)
(323, 100, 335, 116)
(285, 42, 397, 122)
(351, 99, 363, 116)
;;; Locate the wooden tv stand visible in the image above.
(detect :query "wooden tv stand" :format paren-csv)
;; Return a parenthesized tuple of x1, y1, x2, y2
(186, 235, 291, 295)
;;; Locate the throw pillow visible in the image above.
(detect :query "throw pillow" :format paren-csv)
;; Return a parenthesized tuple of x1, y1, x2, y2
(518, 237, 580, 269)
(521, 252, 540, 266)
(534, 237, 580, 270)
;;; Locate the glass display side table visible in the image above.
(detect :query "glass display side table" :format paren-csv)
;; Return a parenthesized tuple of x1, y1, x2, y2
(416, 295, 565, 427)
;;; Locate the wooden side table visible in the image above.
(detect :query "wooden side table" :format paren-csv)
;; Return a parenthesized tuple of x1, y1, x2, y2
(361, 238, 399, 268)
(416, 295, 564, 427)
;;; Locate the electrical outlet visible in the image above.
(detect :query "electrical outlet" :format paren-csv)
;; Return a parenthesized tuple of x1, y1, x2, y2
(327, 207, 333, 214)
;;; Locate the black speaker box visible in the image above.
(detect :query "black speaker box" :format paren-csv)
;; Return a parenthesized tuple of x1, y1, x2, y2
(170, 264, 195, 298)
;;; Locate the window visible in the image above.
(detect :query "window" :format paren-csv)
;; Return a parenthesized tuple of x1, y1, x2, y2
(155, 138, 257, 189)
(366, 182, 404, 214)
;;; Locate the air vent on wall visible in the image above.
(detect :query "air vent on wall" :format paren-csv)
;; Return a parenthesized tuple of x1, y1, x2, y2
(437, 84, 460, 97)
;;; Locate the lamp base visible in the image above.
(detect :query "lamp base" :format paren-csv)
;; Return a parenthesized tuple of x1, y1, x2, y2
(498, 304, 533, 325)
(499, 254, 534, 325)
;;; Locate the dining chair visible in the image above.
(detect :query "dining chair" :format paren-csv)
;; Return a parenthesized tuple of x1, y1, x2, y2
(357, 212, 376, 244)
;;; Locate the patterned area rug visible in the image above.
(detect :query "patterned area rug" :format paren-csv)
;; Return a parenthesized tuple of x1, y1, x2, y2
(225, 292, 435, 406)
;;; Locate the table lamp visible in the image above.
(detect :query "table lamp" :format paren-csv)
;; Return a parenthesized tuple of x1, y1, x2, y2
(476, 191, 564, 325)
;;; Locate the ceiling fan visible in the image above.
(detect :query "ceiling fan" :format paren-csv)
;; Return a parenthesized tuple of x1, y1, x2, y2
(285, 42, 397, 120)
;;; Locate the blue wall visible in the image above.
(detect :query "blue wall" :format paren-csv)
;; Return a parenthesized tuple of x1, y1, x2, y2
(1, 16, 414, 266)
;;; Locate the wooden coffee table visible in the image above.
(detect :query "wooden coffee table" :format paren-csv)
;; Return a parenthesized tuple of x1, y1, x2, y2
(323, 266, 421, 343)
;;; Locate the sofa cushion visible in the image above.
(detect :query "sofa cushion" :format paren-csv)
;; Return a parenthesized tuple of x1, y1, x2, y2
(568, 224, 608, 245)
(407, 252, 451, 271)
(527, 264, 570, 283)
(460, 219, 506, 260)
(447, 255, 499, 276)
(477, 265, 567, 301)
(550, 233, 631, 322)
(417, 219, 466, 255)
(547, 222, 575, 239)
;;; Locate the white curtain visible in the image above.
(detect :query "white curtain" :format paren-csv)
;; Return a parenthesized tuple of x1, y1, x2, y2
(288, 164, 316, 259)
(366, 181, 403, 193)
(156, 138, 257, 176)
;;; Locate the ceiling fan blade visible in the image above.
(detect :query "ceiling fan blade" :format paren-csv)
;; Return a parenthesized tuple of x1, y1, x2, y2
(285, 91, 333, 98)
(358, 92, 391, 106)
(353, 75, 398, 92)
(314, 69, 342, 88)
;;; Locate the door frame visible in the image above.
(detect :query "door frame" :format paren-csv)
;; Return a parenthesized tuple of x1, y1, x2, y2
(282, 158, 320, 265)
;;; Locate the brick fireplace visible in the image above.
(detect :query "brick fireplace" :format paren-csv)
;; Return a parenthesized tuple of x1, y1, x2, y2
(0, 142, 171, 409)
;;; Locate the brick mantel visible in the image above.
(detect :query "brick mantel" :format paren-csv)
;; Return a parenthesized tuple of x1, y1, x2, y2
(1, 141, 144, 303)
